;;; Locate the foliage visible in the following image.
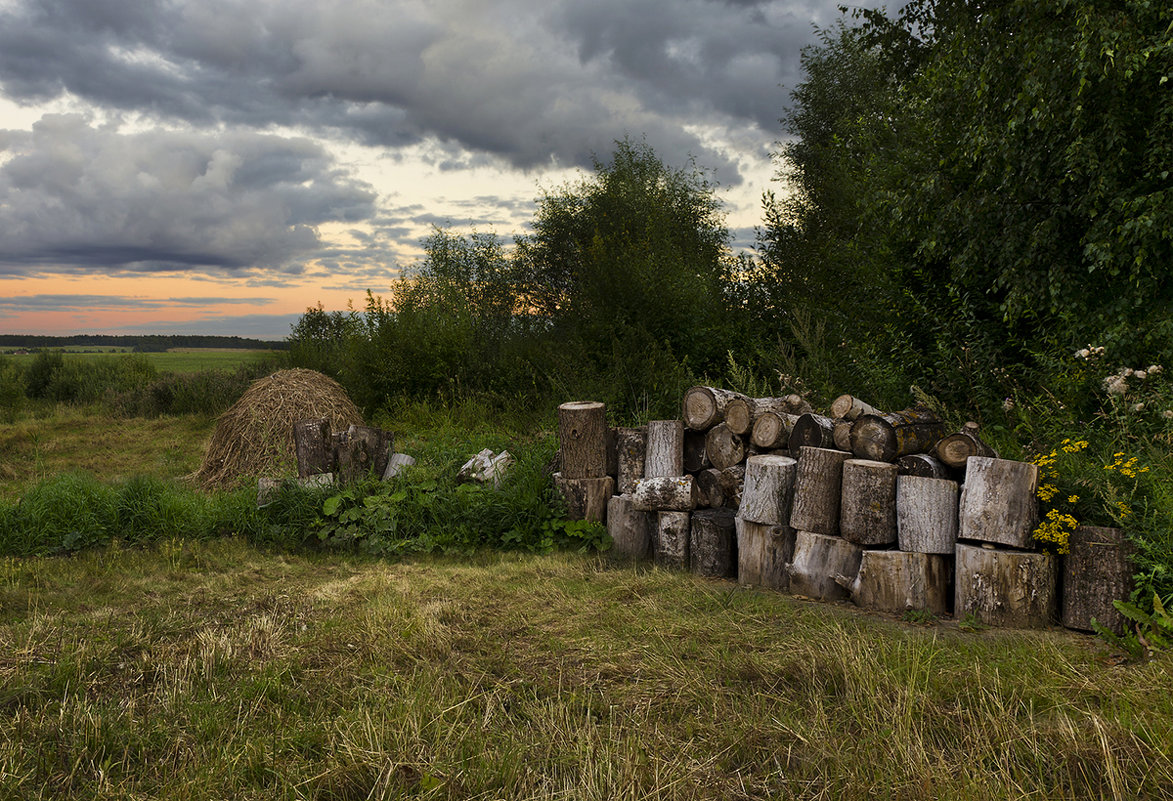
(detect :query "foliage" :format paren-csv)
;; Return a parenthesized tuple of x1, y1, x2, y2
(0, 355, 25, 422)
(1093, 592, 1173, 661)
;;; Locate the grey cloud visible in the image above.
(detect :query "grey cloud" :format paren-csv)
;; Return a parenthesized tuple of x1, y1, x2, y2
(0, 294, 273, 311)
(92, 312, 305, 340)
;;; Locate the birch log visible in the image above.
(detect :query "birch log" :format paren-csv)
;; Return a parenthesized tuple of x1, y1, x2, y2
(957, 457, 1039, 548)
(789, 447, 851, 535)
(682, 386, 745, 431)
(615, 426, 647, 496)
(382, 452, 416, 480)
(735, 517, 795, 590)
(293, 418, 332, 478)
(789, 413, 837, 453)
(554, 473, 613, 522)
(829, 395, 882, 421)
(645, 420, 684, 478)
(850, 408, 948, 463)
(656, 511, 691, 570)
(632, 475, 698, 511)
(1062, 526, 1134, 634)
(607, 494, 654, 561)
(838, 459, 899, 546)
(896, 476, 959, 554)
(955, 543, 1057, 628)
(738, 455, 797, 526)
(704, 423, 746, 471)
(557, 401, 608, 479)
(835, 550, 951, 615)
(787, 531, 863, 601)
(690, 508, 737, 578)
(751, 412, 799, 449)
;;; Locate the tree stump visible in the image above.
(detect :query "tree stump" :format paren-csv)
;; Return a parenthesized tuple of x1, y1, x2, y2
(955, 543, 1057, 628)
(788, 413, 837, 453)
(607, 494, 654, 561)
(682, 386, 745, 431)
(690, 508, 737, 578)
(934, 422, 996, 470)
(957, 457, 1039, 548)
(632, 475, 698, 511)
(554, 473, 613, 522)
(897, 453, 951, 479)
(835, 550, 951, 615)
(615, 426, 647, 495)
(750, 411, 800, 449)
(557, 401, 608, 479)
(850, 408, 947, 463)
(1062, 526, 1135, 634)
(656, 511, 691, 570)
(735, 517, 795, 590)
(337, 425, 393, 483)
(789, 447, 851, 535)
(839, 459, 899, 546)
(787, 531, 863, 601)
(645, 420, 684, 478)
(896, 476, 959, 554)
(829, 394, 882, 421)
(683, 429, 711, 473)
(293, 418, 332, 478)
(704, 422, 746, 471)
(738, 455, 797, 526)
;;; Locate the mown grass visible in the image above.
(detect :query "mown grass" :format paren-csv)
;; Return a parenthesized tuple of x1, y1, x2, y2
(1, 540, 1170, 800)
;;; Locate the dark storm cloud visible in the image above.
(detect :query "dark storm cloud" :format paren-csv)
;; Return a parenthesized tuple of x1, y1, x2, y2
(0, 0, 880, 181)
(0, 114, 377, 275)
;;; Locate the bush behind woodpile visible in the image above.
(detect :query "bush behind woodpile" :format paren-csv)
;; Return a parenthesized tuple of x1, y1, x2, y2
(191, 368, 364, 489)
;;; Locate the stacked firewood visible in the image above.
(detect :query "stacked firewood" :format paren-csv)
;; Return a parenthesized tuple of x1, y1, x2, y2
(556, 388, 1134, 632)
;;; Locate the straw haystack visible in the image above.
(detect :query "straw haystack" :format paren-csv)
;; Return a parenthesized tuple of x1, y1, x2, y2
(192, 368, 364, 489)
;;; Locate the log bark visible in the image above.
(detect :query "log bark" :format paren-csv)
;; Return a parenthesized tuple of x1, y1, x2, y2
(682, 386, 746, 431)
(293, 418, 332, 478)
(751, 412, 799, 449)
(632, 475, 698, 511)
(830, 395, 882, 422)
(832, 420, 853, 452)
(789, 447, 851, 535)
(738, 455, 797, 526)
(656, 511, 691, 570)
(607, 494, 654, 561)
(897, 453, 951, 479)
(787, 531, 863, 601)
(704, 422, 746, 471)
(1062, 526, 1135, 634)
(896, 476, 959, 554)
(934, 423, 997, 470)
(850, 408, 948, 463)
(382, 452, 416, 480)
(838, 459, 899, 546)
(606, 426, 618, 479)
(554, 473, 614, 522)
(557, 401, 608, 479)
(337, 425, 393, 483)
(696, 465, 744, 509)
(789, 413, 838, 453)
(957, 457, 1039, 548)
(735, 517, 795, 590)
(615, 426, 647, 496)
(683, 429, 711, 474)
(955, 543, 1058, 628)
(645, 420, 684, 478)
(835, 550, 951, 615)
(690, 508, 737, 578)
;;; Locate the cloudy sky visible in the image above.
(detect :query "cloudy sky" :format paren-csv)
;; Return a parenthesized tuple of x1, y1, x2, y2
(0, 0, 880, 340)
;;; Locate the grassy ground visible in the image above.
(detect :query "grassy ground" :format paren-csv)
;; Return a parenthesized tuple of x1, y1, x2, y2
(6, 348, 280, 373)
(1, 539, 1169, 800)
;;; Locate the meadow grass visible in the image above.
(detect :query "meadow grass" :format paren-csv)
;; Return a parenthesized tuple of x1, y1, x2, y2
(1, 540, 1169, 800)
(7, 348, 280, 373)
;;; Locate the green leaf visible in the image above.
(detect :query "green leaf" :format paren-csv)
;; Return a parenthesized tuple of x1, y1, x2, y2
(322, 495, 343, 516)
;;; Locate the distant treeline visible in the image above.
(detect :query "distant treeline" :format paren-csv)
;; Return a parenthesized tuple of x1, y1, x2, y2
(0, 334, 288, 352)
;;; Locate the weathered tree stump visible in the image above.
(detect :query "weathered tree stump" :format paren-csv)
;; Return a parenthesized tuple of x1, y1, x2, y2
(750, 411, 800, 449)
(957, 457, 1039, 548)
(656, 511, 691, 570)
(955, 543, 1057, 628)
(645, 420, 684, 478)
(293, 418, 332, 478)
(704, 422, 746, 471)
(607, 494, 654, 561)
(934, 422, 996, 470)
(835, 550, 951, 615)
(557, 401, 608, 479)
(632, 475, 698, 511)
(897, 453, 952, 479)
(896, 476, 959, 554)
(787, 531, 864, 601)
(850, 408, 948, 463)
(695, 465, 744, 509)
(615, 426, 647, 495)
(839, 458, 899, 546)
(683, 429, 711, 473)
(789, 447, 851, 535)
(1062, 526, 1135, 634)
(789, 413, 838, 453)
(337, 425, 393, 482)
(554, 473, 614, 522)
(690, 508, 737, 578)
(738, 455, 797, 526)
(830, 394, 882, 421)
(735, 517, 795, 590)
(682, 386, 746, 431)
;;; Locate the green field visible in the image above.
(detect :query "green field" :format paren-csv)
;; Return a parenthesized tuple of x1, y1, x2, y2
(5, 348, 281, 373)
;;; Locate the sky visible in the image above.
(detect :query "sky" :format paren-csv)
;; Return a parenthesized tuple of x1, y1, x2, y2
(0, 0, 882, 341)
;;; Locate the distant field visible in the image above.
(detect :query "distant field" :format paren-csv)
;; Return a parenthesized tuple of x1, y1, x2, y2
(5, 348, 281, 373)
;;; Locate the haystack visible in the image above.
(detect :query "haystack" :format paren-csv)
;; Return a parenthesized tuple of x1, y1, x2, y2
(192, 368, 364, 489)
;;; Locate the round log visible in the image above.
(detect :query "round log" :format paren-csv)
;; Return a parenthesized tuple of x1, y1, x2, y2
(656, 511, 691, 570)
(683, 429, 711, 473)
(832, 419, 853, 452)
(850, 408, 948, 463)
(787, 531, 863, 601)
(957, 457, 1039, 548)
(896, 476, 959, 554)
(789, 413, 838, 453)
(725, 397, 792, 437)
(738, 455, 797, 526)
(934, 424, 997, 469)
(829, 394, 882, 421)
(955, 543, 1057, 628)
(704, 422, 746, 471)
(632, 475, 698, 512)
(784, 394, 813, 415)
(751, 411, 799, 449)
(897, 453, 951, 479)
(839, 459, 899, 546)
(682, 386, 746, 431)
(690, 508, 737, 578)
(293, 418, 332, 478)
(607, 494, 654, 561)
(645, 420, 684, 478)
(735, 516, 795, 590)
(557, 401, 608, 479)
(615, 426, 647, 496)
(835, 550, 951, 615)
(789, 446, 851, 535)
(1062, 526, 1135, 634)
(554, 473, 614, 522)
(697, 465, 745, 509)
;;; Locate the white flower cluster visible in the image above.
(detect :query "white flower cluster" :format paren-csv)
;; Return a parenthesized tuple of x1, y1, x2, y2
(1075, 345, 1106, 360)
(1103, 364, 1163, 396)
